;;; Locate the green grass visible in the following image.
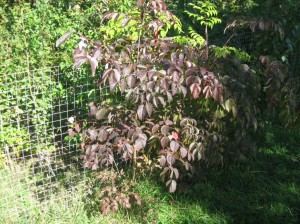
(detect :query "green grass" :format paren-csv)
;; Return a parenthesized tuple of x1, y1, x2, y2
(0, 125, 299, 223)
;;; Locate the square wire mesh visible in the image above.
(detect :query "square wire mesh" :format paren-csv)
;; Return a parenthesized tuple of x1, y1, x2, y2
(0, 33, 258, 218)
(0, 66, 109, 217)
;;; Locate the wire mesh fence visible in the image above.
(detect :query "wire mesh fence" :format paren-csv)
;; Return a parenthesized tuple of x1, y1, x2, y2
(0, 32, 256, 218)
(0, 66, 111, 217)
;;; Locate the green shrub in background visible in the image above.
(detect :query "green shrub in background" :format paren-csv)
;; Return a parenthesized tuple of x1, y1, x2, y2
(0, 0, 109, 165)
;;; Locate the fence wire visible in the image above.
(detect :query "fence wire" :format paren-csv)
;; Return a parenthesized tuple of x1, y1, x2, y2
(0, 33, 255, 218)
(0, 66, 111, 217)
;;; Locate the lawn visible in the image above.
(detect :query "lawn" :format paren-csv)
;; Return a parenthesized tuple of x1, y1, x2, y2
(0, 125, 299, 223)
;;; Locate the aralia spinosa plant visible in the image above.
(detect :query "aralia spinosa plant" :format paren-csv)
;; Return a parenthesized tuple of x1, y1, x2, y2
(57, 0, 260, 202)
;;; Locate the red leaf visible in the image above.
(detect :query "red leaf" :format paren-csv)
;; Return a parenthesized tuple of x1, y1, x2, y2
(172, 131, 179, 140)
(120, 79, 127, 93)
(161, 78, 169, 91)
(169, 180, 177, 193)
(171, 83, 177, 96)
(125, 143, 133, 154)
(180, 147, 187, 158)
(123, 65, 133, 76)
(146, 102, 153, 117)
(122, 18, 131, 27)
(96, 108, 107, 120)
(102, 68, 113, 80)
(190, 83, 201, 99)
(152, 124, 160, 134)
(87, 55, 98, 77)
(161, 125, 169, 136)
(127, 75, 136, 88)
(135, 133, 147, 151)
(173, 168, 179, 179)
(109, 69, 121, 92)
(186, 76, 201, 86)
(137, 104, 146, 120)
(170, 140, 179, 152)
(160, 156, 166, 167)
(98, 129, 108, 142)
(161, 136, 170, 148)
(103, 12, 120, 20)
(167, 154, 175, 165)
(74, 123, 81, 133)
(73, 53, 87, 68)
(73, 48, 81, 57)
(200, 67, 207, 75)
(68, 129, 75, 138)
(180, 85, 187, 97)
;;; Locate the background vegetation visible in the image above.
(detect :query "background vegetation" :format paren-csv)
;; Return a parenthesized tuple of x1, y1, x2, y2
(0, 0, 299, 223)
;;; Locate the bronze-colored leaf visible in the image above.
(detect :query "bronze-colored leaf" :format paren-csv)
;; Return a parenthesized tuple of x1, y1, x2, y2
(103, 12, 120, 20)
(89, 130, 97, 141)
(161, 78, 169, 90)
(135, 134, 147, 150)
(87, 55, 98, 77)
(190, 83, 201, 99)
(148, 69, 157, 80)
(123, 65, 133, 76)
(98, 129, 108, 142)
(160, 156, 166, 167)
(173, 168, 179, 179)
(172, 131, 179, 140)
(160, 167, 169, 177)
(160, 136, 170, 148)
(161, 125, 169, 136)
(138, 70, 147, 81)
(74, 123, 81, 133)
(137, 104, 146, 120)
(170, 140, 179, 152)
(125, 143, 133, 154)
(109, 70, 120, 92)
(169, 180, 177, 193)
(167, 154, 175, 165)
(166, 91, 172, 102)
(92, 163, 99, 170)
(127, 75, 137, 88)
(120, 79, 127, 93)
(165, 120, 173, 125)
(102, 68, 113, 80)
(180, 147, 187, 158)
(152, 124, 160, 134)
(180, 85, 187, 97)
(146, 102, 153, 117)
(89, 102, 98, 115)
(68, 129, 75, 138)
(171, 83, 177, 96)
(108, 131, 118, 141)
(200, 67, 207, 75)
(122, 18, 131, 27)
(153, 97, 158, 107)
(158, 97, 166, 106)
(96, 108, 107, 120)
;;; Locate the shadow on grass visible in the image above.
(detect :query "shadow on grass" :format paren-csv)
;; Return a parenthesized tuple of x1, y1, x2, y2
(121, 126, 300, 224)
(185, 150, 299, 224)
(169, 126, 300, 224)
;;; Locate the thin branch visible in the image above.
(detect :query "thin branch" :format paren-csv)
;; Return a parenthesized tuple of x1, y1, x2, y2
(223, 32, 236, 47)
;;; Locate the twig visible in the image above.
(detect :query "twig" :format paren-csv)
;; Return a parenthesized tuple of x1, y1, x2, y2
(223, 32, 236, 47)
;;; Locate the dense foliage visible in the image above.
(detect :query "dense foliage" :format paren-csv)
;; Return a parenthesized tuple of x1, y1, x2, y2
(59, 1, 263, 209)
(0, 0, 108, 166)
(1, 0, 298, 218)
